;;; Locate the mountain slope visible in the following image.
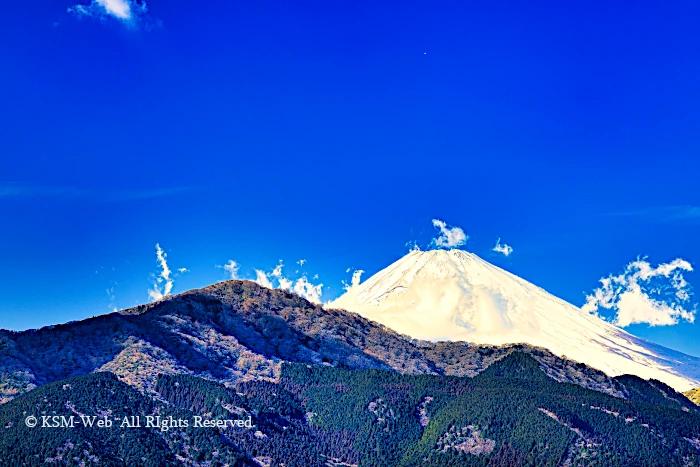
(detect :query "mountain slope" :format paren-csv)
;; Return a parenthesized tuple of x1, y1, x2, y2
(686, 387, 700, 406)
(329, 249, 700, 392)
(0, 280, 650, 403)
(0, 372, 252, 466)
(3, 353, 700, 467)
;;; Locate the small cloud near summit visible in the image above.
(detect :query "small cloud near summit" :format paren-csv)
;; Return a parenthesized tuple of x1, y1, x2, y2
(430, 219, 468, 249)
(493, 238, 513, 256)
(342, 269, 364, 291)
(405, 240, 421, 252)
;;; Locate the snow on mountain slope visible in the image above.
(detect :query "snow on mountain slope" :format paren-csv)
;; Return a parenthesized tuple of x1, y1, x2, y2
(328, 249, 700, 392)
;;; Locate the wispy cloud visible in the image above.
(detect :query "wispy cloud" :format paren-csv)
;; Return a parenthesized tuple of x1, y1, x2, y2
(278, 277, 293, 290)
(582, 257, 696, 327)
(603, 205, 700, 223)
(254, 270, 274, 289)
(271, 261, 284, 278)
(405, 240, 421, 252)
(67, 0, 159, 28)
(492, 238, 513, 257)
(268, 260, 292, 290)
(297, 259, 306, 267)
(216, 257, 325, 303)
(102, 187, 193, 202)
(0, 183, 84, 199)
(0, 182, 191, 203)
(251, 260, 324, 303)
(148, 243, 178, 302)
(69, 0, 136, 20)
(293, 276, 324, 303)
(342, 269, 365, 292)
(430, 219, 468, 249)
(217, 260, 240, 280)
(106, 283, 117, 312)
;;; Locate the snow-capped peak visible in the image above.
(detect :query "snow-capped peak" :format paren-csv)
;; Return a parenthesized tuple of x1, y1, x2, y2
(328, 249, 700, 392)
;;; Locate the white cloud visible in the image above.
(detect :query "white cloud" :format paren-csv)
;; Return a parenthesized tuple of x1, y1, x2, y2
(583, 257, 696, 327)
(430, 219, 468, 249)
(293, 276, 324, 304)
(218, 260, 240, 280)
(313, 273, 319, 280)
(177, 267, 189, 274)
(68, 0, 153, 26)
(148, 243, 174, 302)
(268, 260, 293, 289)
(96, 0, 132, 19)
(271, 261, 284, 279)
(252, 259, 323, 303)
(254, 269, 274, 289)
(405, 240, 421, 252)
(155, 244, 172, 291)
(342, 269, 365, 292)
(297, 259, 306, 267)
(69, 0, 136, 20)
(106, 285, 117, 313)
(493, 238, 513, 257)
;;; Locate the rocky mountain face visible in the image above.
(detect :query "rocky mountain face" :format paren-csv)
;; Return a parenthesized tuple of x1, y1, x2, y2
(0, 280, 693, 410)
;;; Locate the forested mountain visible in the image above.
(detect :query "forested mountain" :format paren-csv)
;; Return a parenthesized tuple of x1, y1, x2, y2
(0, 280, 631, 403)
(2, 280, 699, 466)
(2, 352, 700, 466)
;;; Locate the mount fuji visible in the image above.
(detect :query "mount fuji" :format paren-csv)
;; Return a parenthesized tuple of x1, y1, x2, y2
(328, 249, 700, 392)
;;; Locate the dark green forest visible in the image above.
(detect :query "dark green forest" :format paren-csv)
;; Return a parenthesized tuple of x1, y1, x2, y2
(2, 351, 699, 466)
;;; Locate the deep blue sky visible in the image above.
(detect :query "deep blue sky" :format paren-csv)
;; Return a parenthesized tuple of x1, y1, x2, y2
(1, 1, 699, 355)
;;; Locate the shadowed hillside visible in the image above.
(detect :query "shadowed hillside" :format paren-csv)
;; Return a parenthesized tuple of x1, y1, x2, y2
(2, 353, 700, 466)
(0, 280, 694, 414)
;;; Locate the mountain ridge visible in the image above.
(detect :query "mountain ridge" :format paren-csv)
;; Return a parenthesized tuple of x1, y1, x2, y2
(0, 279, 654, 404)
(3, 278, 700, 466)
(329, 249, 700, 391)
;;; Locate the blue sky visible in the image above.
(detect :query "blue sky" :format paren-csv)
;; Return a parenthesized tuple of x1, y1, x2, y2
(1, 0, 699, 355)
